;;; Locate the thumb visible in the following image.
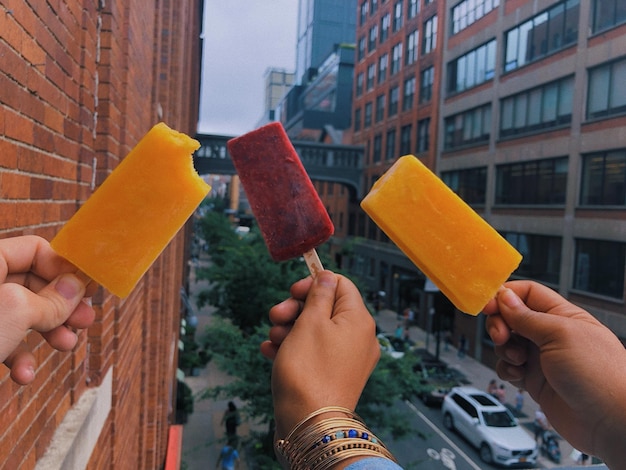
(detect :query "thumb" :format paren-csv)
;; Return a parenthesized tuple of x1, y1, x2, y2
(30, 273, 87, 332)
(497, 288, 563, 349)
(299, 271, 338, 321)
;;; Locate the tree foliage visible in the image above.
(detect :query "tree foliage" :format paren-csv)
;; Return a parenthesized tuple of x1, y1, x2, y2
(196, 212, 307, 333)
(194, 206, 428, 463)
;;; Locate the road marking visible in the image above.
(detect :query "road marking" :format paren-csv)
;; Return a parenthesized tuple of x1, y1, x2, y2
(404, 400, 483, 470)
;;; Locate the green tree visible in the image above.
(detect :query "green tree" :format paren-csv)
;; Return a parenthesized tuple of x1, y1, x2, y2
(196, 213, 308, 332)
(194, 209, 428, 465)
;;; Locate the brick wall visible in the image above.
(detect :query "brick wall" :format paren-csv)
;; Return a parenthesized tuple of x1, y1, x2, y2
(0, 1, 202, 468)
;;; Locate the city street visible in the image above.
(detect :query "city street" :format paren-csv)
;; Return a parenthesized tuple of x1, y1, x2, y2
(181, 256, 605, 469)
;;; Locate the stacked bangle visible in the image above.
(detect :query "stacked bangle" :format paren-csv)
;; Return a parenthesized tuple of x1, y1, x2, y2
(275, 406, 397, 470)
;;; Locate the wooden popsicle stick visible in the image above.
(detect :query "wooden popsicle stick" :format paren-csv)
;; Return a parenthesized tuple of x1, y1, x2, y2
(303, 249, 324, 278)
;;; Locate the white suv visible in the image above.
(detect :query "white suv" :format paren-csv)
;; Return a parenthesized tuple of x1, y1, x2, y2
(442, 386, 538, 467)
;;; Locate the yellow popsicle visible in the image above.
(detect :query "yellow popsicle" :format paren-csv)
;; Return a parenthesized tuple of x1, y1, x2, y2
(51, 122, 211, 298)
(361, 155, 522, 315)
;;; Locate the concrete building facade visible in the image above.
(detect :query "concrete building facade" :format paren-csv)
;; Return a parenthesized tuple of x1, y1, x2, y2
(349, 0, 626, 364)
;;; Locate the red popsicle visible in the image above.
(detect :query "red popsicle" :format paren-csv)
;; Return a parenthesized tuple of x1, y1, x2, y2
(227, 123, 333, 276)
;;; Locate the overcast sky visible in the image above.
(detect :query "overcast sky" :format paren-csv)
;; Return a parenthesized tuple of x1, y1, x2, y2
(198, 0, 299, 136)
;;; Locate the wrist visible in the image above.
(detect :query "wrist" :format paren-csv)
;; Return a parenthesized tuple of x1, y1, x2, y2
(274, 407, 397, 470)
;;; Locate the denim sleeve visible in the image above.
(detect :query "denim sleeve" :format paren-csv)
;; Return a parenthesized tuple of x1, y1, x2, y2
(344, 457, 404, 469)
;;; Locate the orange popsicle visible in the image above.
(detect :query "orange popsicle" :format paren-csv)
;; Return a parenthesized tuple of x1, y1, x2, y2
(51, 122, 211, 297)
(361, 155, 522, 315)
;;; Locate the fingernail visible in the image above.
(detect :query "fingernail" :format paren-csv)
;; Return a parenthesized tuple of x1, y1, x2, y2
(500, 288, 523, 309)
(315, 271, 337, 287)
(55, 274, 83, 300)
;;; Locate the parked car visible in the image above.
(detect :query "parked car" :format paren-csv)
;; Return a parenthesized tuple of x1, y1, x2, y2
(442, 387, 538, 467)
(377, 334, 405, 359)
(414, 359, 468, 407)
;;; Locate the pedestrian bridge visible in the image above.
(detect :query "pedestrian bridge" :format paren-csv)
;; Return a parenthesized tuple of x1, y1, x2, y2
(193, 133, 365, 199)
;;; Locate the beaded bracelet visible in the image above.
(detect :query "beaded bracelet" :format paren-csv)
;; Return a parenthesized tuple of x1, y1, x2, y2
(275, 406, 397, 469)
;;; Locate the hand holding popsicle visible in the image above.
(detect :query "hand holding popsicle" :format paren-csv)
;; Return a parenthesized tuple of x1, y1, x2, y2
(227, 123, 334, 277)
(484, 281, 626, 469)
(262, 271, 401, 469)
(0, 235, 96, 385)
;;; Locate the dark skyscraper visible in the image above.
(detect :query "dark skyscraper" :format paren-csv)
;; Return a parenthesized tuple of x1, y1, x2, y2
(296, 0, 358, 84)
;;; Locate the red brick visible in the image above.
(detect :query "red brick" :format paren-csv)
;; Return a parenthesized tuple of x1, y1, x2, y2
(1, 2, 202, 468)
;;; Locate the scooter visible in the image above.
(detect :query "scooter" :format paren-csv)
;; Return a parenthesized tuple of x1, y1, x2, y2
(540, 430, 561, 464)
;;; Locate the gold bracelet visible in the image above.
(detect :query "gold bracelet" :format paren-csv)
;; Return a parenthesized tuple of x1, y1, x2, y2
(275, 406, 397, 469)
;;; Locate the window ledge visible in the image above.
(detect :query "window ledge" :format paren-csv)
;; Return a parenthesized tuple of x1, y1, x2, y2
(35, 368, 113, 470)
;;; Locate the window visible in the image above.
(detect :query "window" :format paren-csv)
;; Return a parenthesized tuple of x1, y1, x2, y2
(360, 1, 369, 25)
(406, 30, 419, 66)
(356, 72, 364, 96)
(580, 151, 626, 206)
(389, 86, 400, 116)
(416, 118, 430, 153)
(587, 57, 626, 119)
(419, 67, 434, 103)
(592, 0, 626, 33)
(574, 239, 625, 299)
(373, 134, 382, 162)
(358, 37, 366, 61)
(451, 394, 479, 418)
(504, 0, 579, 72)
(364, 102, 373, 127)
(354, 108, 362, 132)
(500, 75, 574, 137)
(444, 104, 491, 149)
(422, 16, 438, 54)
(378, 54, 388, 83)
(386, 129, 397, 160)
(495, 157, 568, 205)
(503, 233, 562, 284)
(442, 167, 487, 204)
(367, 63, 376, 90)
(393, 1, 403, 32)
(403, 76, 416, 111)
(400, 124, 412, 154)
(370, 0, 378, 15)
(451, 0, 500, 35)
(376, 94, 385, 122)
(369, 25, 378, 52)
(408, 0, 419, 19)
(391, 42, 403, 75)
(448, 40, 496, 94)
(380, 13, 391, 43)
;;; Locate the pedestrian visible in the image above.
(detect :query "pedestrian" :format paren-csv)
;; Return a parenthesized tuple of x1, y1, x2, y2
(496, 384, 506, 403)
(457, 334, 467, 358)
(394, 323, 404, 339)
(216, 436, 240, 470)
(534, 407, 549, 442)
(221, 401, 241, 439)
(515, 388, 524, 414)
(487, 379, 498, 397)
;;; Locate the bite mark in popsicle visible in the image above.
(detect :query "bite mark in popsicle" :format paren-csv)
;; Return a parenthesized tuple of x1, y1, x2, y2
(226, 123, 333, 276)
(361, 155, 522, 315)
(51, 122, 211, 298)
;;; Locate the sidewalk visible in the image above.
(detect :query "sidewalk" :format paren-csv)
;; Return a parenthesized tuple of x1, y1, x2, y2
(180, 259, 252, 470)
(374, 308, 581, 469)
